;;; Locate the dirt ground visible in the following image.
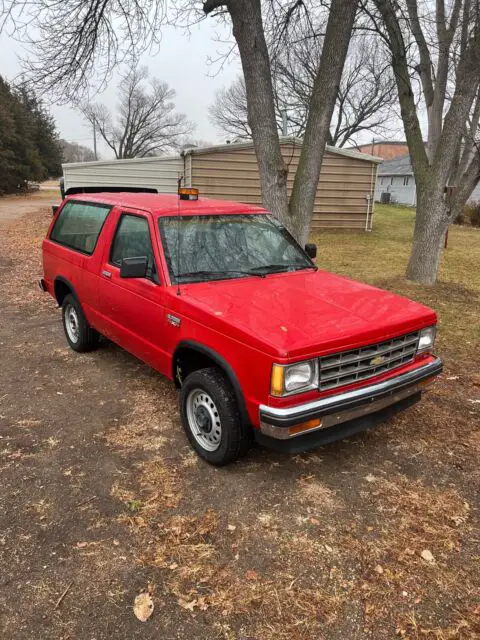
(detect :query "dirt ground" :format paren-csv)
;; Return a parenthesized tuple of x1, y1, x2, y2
(0, 191, 59, 226)
(0, 198, 479, 639)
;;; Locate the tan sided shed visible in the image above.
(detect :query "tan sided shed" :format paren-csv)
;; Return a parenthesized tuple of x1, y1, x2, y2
(183, 138, 382, 230)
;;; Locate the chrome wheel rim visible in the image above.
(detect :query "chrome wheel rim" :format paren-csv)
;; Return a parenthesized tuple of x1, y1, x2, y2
(186, 389, 222, 452)
(65, 303, 80, 343)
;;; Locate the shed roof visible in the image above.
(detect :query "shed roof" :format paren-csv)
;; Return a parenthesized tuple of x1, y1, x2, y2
(62, 153, 180, 170)
(183, 137, 384, 164)
(377, 154, 413, 176)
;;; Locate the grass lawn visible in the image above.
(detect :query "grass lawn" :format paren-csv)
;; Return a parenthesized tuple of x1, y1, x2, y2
(312, 203, 480, 355)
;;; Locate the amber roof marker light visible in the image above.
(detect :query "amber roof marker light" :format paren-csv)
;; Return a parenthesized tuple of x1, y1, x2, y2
(178, 187, 199, 201)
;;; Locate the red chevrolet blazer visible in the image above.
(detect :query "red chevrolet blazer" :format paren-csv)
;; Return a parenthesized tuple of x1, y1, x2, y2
(40, 189, 442, 465)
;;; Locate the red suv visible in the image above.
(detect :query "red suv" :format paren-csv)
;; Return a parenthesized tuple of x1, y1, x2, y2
(40, 189, 442, 465)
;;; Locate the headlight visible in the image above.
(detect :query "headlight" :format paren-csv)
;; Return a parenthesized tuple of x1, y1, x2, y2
(271, 360, 318, 396)
(417, 326, 436, 353)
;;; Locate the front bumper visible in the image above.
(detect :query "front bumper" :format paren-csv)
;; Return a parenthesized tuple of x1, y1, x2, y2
(257, 357, 442, 447)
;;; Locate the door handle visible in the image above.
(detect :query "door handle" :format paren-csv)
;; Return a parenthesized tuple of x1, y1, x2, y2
(101, 270, 112, 278)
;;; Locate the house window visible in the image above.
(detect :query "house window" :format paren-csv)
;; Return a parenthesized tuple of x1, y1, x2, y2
(404, 176, 410, 186)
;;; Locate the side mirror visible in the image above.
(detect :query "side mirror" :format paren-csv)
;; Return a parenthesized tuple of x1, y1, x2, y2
(120, 256, 148, 279)
(305, 243, 317, 259)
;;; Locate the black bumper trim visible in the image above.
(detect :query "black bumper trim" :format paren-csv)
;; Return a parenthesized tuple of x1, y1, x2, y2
(255, 393, 421, 453)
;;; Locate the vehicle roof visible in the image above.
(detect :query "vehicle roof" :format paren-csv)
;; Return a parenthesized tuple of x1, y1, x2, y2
(65, 192, 269, 217)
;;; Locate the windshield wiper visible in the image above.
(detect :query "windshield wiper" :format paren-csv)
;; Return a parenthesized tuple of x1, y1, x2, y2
(174, 269, 265, 281)
(249, 263, 317, 275)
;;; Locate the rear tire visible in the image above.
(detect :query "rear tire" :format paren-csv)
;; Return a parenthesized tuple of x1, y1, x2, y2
(62, 294, 99, 353)
(180, 367, 252, 466)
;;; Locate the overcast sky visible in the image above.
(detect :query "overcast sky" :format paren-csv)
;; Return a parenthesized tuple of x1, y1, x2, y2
(0, 20, 241, 158)
(0, 16, 407, 160)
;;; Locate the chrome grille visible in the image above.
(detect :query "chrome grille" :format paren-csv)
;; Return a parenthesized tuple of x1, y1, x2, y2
(318, 331, 420, 392)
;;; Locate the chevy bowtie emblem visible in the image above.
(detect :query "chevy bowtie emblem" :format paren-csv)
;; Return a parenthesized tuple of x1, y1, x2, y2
(371, 355, 386, 366)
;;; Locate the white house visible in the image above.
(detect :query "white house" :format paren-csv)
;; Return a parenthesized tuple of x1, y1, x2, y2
(375, 154, 480, 206)
(375, 155, 416, 205)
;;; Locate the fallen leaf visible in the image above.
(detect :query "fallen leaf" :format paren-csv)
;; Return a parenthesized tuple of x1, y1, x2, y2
(75, 541, 88, 549)
(374, 565, 384, 574)
(324, 544, 333, 553)
(134, 592, 154, 622)
(178, 597, 197, 612)
(246, 570, 258, 580)
(227, 524, 236, 532)
(364, 474, 376, 483)
(420, 549, 434, 563)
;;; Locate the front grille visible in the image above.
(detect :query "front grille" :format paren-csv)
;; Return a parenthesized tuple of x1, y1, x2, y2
(318, 331, 420, 392)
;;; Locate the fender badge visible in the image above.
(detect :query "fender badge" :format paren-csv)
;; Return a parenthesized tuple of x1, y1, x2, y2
(167, 314, 181, 328)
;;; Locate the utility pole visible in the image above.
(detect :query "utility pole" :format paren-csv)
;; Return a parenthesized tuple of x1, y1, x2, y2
(281, 110, 288, 137)
(93, 118, 98, 160)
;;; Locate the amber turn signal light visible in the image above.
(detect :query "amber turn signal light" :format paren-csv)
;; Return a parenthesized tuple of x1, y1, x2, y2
(288, 418, 322, 436)
(270, 364, 285, 396)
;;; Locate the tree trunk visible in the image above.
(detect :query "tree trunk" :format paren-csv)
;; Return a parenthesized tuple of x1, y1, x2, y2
(288, 0, 358, 246)
(375, 0, 480, 285)
(406, 189, 448, 284)
(449, 150, 480, 222)
(227, 0, 290, 226)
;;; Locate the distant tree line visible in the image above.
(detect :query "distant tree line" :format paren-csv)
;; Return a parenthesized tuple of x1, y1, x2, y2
(60, 139, 96, 164)
(0, 76, 62, 195)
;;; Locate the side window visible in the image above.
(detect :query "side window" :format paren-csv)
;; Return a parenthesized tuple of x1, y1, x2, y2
(110, 214, 156, 277)
(50, 201, 111, 254)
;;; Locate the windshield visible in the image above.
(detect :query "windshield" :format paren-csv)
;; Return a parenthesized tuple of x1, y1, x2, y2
(158, 214, 314, 283)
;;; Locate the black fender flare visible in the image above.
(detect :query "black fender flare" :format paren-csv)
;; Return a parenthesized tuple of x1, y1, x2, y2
(54, 276, 81, 308)
(173, 340, 250, 426)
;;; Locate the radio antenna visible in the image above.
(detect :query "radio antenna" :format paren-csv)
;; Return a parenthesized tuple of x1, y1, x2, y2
(176, 176, 183, 296)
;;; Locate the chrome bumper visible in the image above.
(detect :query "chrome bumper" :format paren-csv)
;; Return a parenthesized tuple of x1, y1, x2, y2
(259, 357, 443, 440)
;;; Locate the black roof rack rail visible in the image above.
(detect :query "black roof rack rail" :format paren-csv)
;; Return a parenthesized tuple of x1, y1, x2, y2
(65, 186, 158, 196)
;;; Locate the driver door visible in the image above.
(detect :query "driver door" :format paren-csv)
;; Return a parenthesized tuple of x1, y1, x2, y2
(97, 208, 169, 375)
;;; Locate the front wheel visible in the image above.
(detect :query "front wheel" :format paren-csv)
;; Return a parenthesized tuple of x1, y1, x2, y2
(179, 367, 252, 466)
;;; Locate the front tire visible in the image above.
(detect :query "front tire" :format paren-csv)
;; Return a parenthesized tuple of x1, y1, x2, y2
(180, 367, 251, 466)
(62, 294, 99, 353)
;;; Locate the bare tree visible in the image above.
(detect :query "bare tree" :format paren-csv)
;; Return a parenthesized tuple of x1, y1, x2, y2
(209, 78, 250, 140)
(210, 34, 397, 147)
(81, 66, 193, 158)
(60, 139, 97, 163)
(203, 0, 359, 242)
(273, 19, 397, 146)
(1, 0, 358, 244)
(368, 0, 480, 284)
(0, 1, 166, 100)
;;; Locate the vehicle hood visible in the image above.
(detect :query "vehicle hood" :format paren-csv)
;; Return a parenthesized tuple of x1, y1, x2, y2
(180, 270, 437, 359)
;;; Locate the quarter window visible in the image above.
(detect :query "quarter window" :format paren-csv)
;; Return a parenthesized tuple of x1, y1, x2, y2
(50, 201, 111, 254)
(110, 214, 156, 277)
